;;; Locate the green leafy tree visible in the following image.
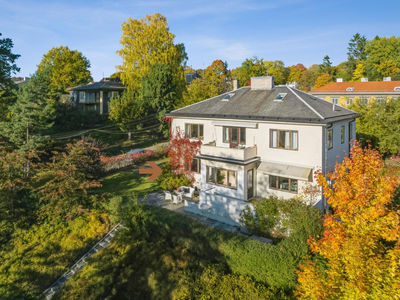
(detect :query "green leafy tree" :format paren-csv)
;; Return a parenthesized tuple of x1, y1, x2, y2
(108, 91, 145, 132)
(375, 60, 400, 79)
(0, 33, 20, 122)
(235, 56, 265, 87)
(177, 78, 219, 108)
(350, 97, 400, 155)
(37, 46, 92, 94)
(263, 60, 289, 85)
(298, 64, 320, 92)
(351, 63, 366, 81)
(0, 68, 56, 150)
(116, 13, 187, 100)
(366, 36, 400, 80)
(141, 63, 177, 136)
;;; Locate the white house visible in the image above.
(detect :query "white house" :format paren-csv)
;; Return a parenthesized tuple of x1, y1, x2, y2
(167, 77, 360, 226)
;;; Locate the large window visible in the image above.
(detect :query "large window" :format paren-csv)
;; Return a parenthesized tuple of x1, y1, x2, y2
(269, 175, 298, 193)
(331, 98, 339, 105)
(270, 129, 298, 150)
(185, 158, 201, 173)
(345, 97, 353, 106)
(86, 92, 95, 102)
(185, 124, 204, 140)
(79, 91, 85, 102)
(341, 126, 345, 144)
(223, 127, 246, 145)
(206, 166, 237, 189)
(108, 91, 119, 98)
(328, 129, 333, 149)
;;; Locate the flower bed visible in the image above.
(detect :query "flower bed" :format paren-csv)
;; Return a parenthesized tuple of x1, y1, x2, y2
(101, 144, 168, 171)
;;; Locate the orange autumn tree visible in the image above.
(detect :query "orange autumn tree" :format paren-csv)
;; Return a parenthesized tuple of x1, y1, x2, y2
(296, 142, 400, 299)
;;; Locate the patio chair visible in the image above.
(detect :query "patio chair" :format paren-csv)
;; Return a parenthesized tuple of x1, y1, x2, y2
(179, 186, 195, 199)
(172, 195, 180, 205)
(163, 191, 172, 201)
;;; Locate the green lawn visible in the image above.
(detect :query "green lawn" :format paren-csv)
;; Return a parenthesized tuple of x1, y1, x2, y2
(96, 158, 168, 198)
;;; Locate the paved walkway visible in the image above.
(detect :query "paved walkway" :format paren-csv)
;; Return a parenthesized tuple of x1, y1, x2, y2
(139, 191, 243, 233)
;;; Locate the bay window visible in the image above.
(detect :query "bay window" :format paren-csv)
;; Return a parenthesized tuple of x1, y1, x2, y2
(206, 166, 237, 189)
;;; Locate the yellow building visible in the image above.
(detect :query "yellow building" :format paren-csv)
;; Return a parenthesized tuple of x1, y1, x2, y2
(309, 78, 400, 107)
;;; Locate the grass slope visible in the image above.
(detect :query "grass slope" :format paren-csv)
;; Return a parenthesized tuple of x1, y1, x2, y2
(96, 158, 168, 198)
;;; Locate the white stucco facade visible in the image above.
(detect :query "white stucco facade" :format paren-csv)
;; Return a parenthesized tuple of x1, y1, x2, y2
(171, 115, 357, 225)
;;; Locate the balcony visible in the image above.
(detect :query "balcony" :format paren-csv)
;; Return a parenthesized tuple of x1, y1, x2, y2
(200, 141, 257, 161)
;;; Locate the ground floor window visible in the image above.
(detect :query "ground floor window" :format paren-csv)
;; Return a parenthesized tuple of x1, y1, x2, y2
(206, 166, 237, 189)
(269, 175, 298, 193)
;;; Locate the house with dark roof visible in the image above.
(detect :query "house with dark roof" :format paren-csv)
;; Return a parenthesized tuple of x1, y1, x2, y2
(167, 76, 360, 226)
(185, 72, 201, 84)
(309, 77, 400, 107)
(68, 77, 126, 114)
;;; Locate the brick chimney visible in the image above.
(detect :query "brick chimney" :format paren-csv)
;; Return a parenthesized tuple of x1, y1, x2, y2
(251, 76, 274, 90)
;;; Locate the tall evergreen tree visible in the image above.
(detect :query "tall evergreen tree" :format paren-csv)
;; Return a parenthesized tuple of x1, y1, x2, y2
(0, 33, 20, 123)
(0, 68, 56, 150)
(346, 33, 367, 79)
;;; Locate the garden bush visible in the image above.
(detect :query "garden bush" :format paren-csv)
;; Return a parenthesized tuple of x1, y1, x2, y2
(155, 162, 191, 190)
(241, 196, 324, 240)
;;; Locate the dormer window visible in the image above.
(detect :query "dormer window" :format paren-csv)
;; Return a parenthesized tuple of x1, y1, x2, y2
(222, 93, 235, 101)
(346, 87, 354, 92)
(394, 87, 400, 91)
(274, 93, 287, 101)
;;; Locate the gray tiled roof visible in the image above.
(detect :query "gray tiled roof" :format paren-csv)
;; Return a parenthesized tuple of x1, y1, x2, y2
(167, 86, 360, 124)
(69, 80, 126, 91)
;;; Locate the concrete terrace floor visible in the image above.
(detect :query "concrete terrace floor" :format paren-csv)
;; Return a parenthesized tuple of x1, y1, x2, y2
(139, 191, 243, 233)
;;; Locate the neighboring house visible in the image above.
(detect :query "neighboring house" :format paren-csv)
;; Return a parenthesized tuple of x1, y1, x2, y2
(310, 77, 400, 107)
(11, 76, 30, 88)
(167, 76, 360, 226)
(68, 77, 126, 114)
(185, 71, 201, 84)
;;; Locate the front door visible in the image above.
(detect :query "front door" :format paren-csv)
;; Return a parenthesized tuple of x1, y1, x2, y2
(247, 169, 254, 200)
(229, 127, 239, 148)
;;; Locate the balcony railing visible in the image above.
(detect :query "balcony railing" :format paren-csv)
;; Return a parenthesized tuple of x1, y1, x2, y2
(201, 142, 257, 161)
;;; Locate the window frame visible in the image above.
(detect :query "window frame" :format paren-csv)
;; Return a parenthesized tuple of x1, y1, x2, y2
(269, 175, 298, 194)
(349, 122, 353, 142)
(269, 129, 298, 151)
(223, 126, 246, 145)
(328, 129, 333, 150)
(206, 166, 237, 189)
(345, 97, 353, 106)
(341, 126, 345, 144)
(331, 98, 339, 105)
(79, 91, 85, 102)
(185, 124, 204, 140)
(185, 158, 201, 174)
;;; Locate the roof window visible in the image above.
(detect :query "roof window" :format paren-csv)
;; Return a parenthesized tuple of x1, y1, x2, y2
(394, 87, 400, 91)
(222, 93, 235, 101)
(274, 93, 287, 101)
(346, 87, 354, 92)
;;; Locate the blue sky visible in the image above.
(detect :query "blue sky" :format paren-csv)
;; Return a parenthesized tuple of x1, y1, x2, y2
(1, 0, 400, 81)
